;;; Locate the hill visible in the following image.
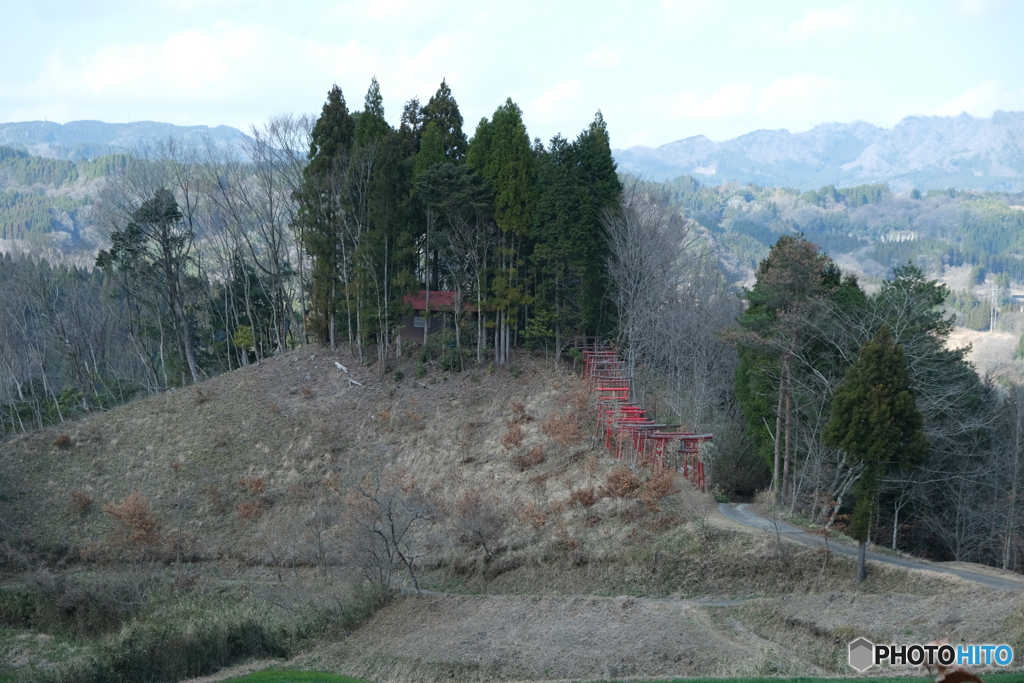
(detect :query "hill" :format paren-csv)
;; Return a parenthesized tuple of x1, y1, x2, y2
(3, 347, 1023, 682)
(0, 120, 251, 162)
(616, 111, 1024, 192)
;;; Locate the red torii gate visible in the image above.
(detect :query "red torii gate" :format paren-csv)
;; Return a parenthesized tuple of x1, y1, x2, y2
(580, 346, 713, 491)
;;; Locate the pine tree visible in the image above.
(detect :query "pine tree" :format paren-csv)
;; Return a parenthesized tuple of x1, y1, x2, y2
(355, 77, 390, 146)
(823, 325, 928, 584)
(422, 79, 468, 163)
(532, 112, 622, 345)
(467, 98, 536, 363)
(296, 85, 355, 347)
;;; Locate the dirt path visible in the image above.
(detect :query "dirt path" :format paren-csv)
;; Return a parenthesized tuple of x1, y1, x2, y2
(719, 503, 1024, 591)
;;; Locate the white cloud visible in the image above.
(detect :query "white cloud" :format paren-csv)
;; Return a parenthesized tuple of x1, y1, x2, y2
(531, 79, 586, 123)
(584, 44, 624, 69)
(756, 74, 846, 114)
(32, 23, 281, 104)
(778, 6, 860, 43)
(328, 0, 452, 23)
(932, 81, 1024, 117)
(658, 0, 711, 27)
(667, 83, 754, 121)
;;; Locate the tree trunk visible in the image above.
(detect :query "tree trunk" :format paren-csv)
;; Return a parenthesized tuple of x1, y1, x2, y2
(782, 354, 792, 503)
(772, 368, 785, 497)
(856, 539, 867, 585)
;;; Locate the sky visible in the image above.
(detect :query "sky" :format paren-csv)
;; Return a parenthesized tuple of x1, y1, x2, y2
(2, 0, 1023, 149)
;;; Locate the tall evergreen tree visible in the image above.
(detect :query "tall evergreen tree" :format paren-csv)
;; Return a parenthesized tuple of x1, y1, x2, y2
(823, 325, 928, 584)
(296, 85, 356, 347)
(355, 77, 390, 146)
(467, 98, 536, 363)
(422, 80, 468, 163)
(532, 112, 622, 345)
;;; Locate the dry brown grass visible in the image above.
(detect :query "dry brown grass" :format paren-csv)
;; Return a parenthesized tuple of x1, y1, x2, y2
(53, 432, 72, 449)
(640, 470, 680, 512)
(518, 501, 547, 528)
(601, 466, 642, 499)
(508, 401, 533, 425)
(568, 486, 600, 508)
(5, 347, 1006, 683)
(541, 410, 583, 447)
(501, 423, 524, 450)
(237, 476, 266, 495)
(514, 445, 546, 472)
(68, 489, 94, 515)
(102, 491, 161, 556)
(236, 500, 266, 520)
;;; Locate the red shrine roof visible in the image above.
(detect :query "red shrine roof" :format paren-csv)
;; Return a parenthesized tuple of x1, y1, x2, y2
(403, 290, 459, 311)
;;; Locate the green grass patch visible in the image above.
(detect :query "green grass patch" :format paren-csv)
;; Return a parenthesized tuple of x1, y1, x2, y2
(224, 671, 371, 683)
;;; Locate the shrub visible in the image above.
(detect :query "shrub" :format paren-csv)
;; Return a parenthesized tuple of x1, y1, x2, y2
(514, 445, 546, 472)
(415, 362, 427, 379)
(69, 489, 94, 515)
(236, 501, 266, 520)
(439, 347, 461, 371)
(501, 423, 524, 450)
(568, 486, 600, 508)
(54, 432, 72, 449)
(541, 411, 582, 447)
(102, 492, 161, 559)
(518, 502, 547, 528)
(601, 467, 642, 499)
(640, 469, 679, 512)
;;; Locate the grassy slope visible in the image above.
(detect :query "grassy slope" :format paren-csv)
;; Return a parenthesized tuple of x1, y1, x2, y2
(3, 347, 1024, 682)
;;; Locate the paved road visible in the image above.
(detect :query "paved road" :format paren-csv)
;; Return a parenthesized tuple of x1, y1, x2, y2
(719, 503, 1024, 591)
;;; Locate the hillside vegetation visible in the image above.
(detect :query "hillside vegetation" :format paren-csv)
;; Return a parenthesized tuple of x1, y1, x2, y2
(2, 350, 1023, 682)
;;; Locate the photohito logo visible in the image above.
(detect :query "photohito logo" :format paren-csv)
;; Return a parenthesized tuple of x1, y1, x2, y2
(848, 638, 1014, 672)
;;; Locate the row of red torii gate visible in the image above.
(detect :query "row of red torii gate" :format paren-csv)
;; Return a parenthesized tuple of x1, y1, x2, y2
(582, 348, 712, 491)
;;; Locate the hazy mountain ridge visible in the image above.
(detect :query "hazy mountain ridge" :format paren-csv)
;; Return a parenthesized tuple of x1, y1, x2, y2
(615, 111, 1024, 192)
(0, 119, 251, 161)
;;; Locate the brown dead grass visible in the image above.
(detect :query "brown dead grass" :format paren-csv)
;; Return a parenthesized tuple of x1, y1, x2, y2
(513, 445, 546, 472)
(5, 346, 1022, 683)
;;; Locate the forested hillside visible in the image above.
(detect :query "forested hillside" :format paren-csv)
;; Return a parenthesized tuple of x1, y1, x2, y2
(10, 83, 1024, 683)
(5, 79, 1024, 576)
(0, 79, 627, 433)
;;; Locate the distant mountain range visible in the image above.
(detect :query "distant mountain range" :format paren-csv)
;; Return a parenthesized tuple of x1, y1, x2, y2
(5, 114, 1024, 193)
(613, 111, 1024, 192)
(0, 120, 251, 161)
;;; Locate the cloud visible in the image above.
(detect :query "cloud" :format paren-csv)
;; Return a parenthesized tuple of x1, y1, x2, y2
(530, 79, 586, 123)
(756, 74, 846, 114)
(328, 0, 453, 24)
(31, 23, 283, 104)
(658, 0, 711, 26)
(667, 83, 754, 121)
(932, 81, 1024, 116)
(584, 44, 624, 69)
(778, 6, 860, 43)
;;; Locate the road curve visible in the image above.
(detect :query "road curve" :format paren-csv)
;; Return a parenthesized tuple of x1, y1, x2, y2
(719, 503, 1024, 591)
